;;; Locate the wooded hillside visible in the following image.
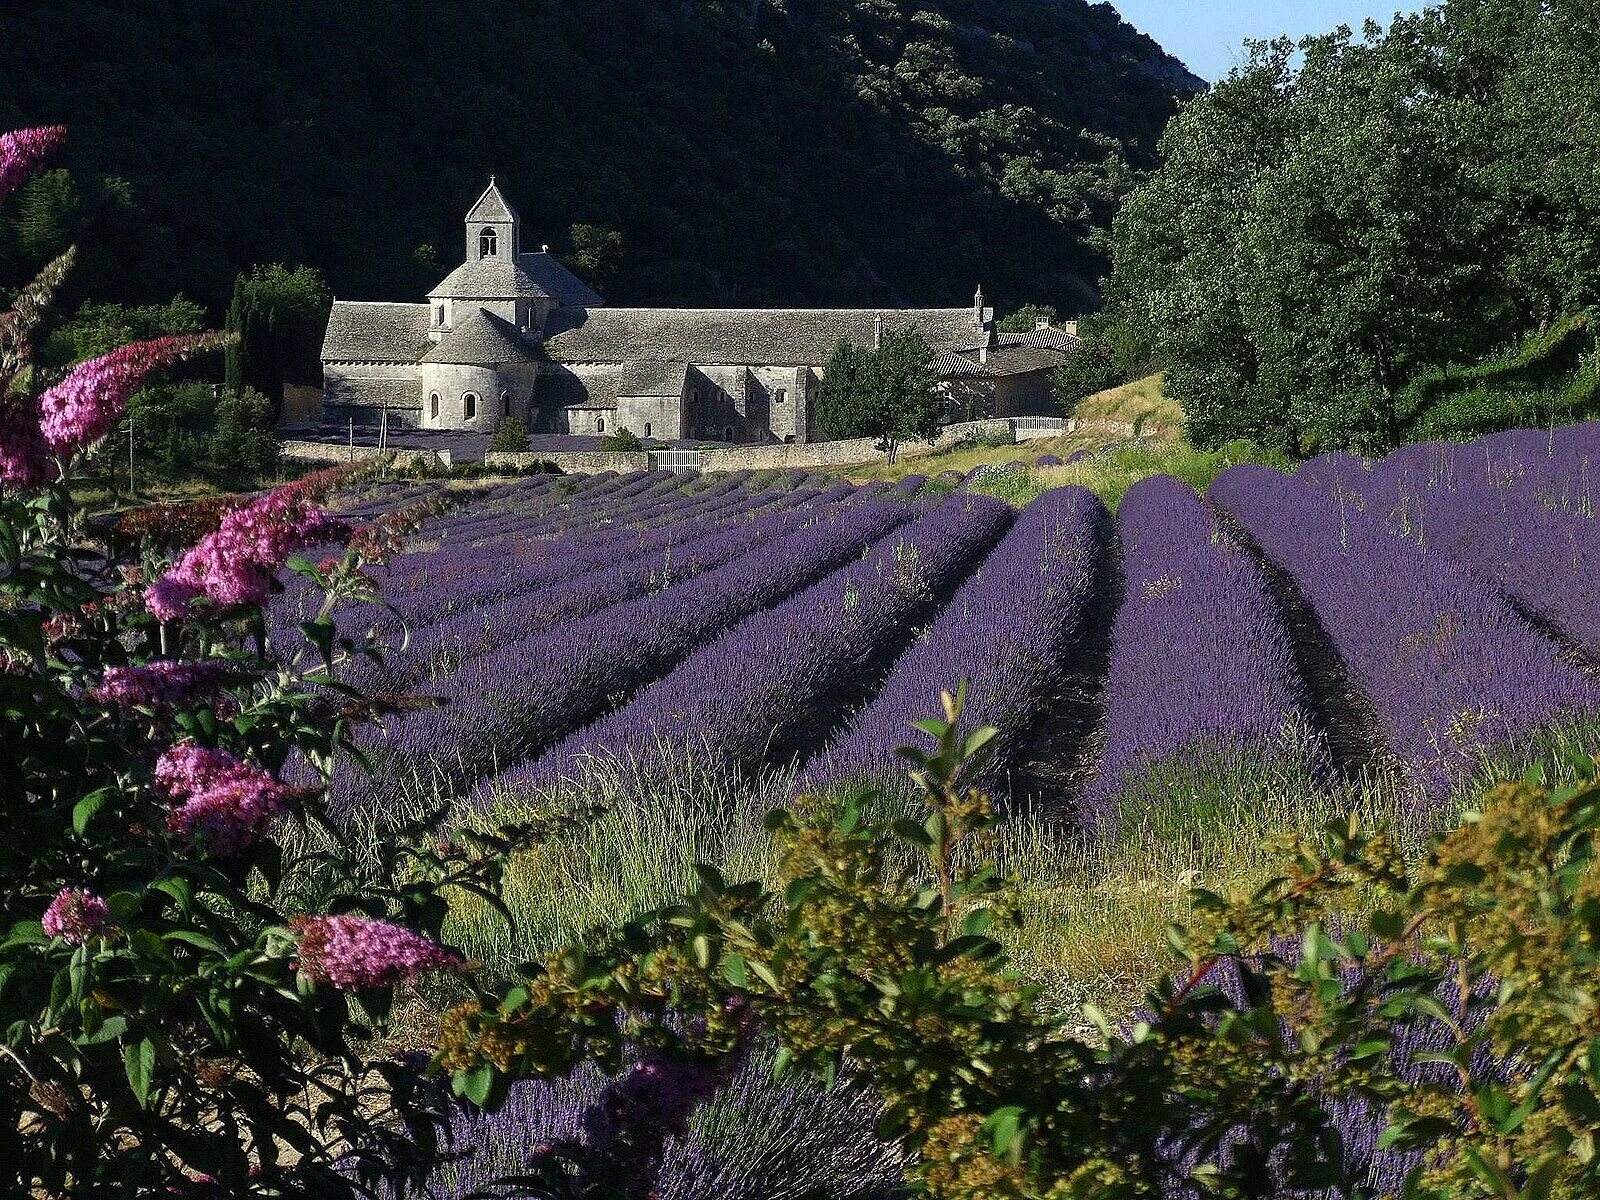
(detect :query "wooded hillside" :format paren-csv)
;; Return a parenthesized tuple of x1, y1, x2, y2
(0, 0, 1199, 316)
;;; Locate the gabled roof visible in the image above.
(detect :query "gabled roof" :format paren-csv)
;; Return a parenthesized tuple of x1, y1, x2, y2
(518, 252, 605, 307)
(998, 325, 1080, 351)
(542, 307, 991, 365)
(465, 178, 518, 224)
(428, 251, 605, 306)
(420, 307, 539, 366)
(321, 301, 432, 363)
(976, 344, 1075, 376)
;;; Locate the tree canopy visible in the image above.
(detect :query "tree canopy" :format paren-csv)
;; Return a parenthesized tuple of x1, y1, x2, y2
(814, 327, 941, 456)
(1102, 0, 1600, 454)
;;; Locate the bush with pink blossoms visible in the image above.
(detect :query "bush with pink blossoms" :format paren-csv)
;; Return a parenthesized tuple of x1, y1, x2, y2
(292, 914, 464, 990)
(0, 127, 559, 1199)
(40, 887, 112, 945)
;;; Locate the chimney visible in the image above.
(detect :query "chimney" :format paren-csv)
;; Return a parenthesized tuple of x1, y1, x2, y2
(541, 244, 550, 254)
(873, 312, 884, 349)
(1035, 317, 1051, 331)
(973, 285, 985, 328)
(1064, 320, 1079, 337)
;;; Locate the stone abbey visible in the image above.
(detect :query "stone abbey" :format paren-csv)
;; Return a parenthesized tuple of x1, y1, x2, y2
(320, 181, 1075, 444)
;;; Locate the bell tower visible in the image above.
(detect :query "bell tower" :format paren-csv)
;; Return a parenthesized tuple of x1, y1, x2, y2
(465, 177, 519, 264)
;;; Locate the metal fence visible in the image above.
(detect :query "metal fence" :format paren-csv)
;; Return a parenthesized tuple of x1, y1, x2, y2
(1011, 416, 1067, 439)
(649, 449, 706, 473)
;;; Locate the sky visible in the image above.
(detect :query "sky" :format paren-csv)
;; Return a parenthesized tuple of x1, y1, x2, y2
(1110, 1, 1427, 82)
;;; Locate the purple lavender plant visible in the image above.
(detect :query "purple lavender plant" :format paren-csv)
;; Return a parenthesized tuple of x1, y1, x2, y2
(803, 486, 1106, 795)
(1081, 475, 1330, 835)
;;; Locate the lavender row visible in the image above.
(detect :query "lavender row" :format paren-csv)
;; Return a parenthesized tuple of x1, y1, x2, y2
(1082, 475, 1330, 831)
(1210, 464, 1600, 802)
(367, 488, 854, 691)
(331, 498, 919, 813)
(492, 494, 1015, 803)
(803, 486, 1106, 795)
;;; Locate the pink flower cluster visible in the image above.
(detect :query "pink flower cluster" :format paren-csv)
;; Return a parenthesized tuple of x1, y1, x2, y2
(90, 660, 238, 713)
(0, 397, 48, 489)
(291, 914, 463, 991)
(38, 334, 221, 457)
(146, 487, 348, 621)
(154, 744, 295, 857)
(42, 887, 112, 945)
(0, 126, 65, 202)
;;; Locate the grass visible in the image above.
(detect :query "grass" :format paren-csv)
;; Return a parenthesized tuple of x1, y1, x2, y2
(440, 741, 1449, 1025)
(1073, 373, 1182, 433)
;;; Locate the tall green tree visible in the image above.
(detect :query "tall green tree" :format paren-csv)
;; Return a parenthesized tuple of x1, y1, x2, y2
(224, 264, 332, 418)
(815, 328, 941, 459)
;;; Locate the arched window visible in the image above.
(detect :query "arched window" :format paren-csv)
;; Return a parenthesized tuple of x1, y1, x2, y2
(501, 391, 512, 417)
(479, 227, 498, 258)
(643, 422, 652, 437)
(429, 392, 440, 420)
(463, 392, 478, 420)
(597, 417, 606, 433)
(723, 425, 734, 442)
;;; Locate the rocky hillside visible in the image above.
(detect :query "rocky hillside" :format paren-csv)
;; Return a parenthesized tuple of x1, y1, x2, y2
(0, 0, 1200, 314)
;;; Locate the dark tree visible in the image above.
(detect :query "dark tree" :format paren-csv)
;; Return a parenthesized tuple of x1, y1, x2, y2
(815, 328, 941, 460)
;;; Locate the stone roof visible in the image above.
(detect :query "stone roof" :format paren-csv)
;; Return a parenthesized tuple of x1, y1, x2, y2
(321, 302, 433, 363)
(542, 307, 992, 365)
(429, 257, 550, 301)
(975, 344, 1075, 376)
(428, 252, 604, 306)
(420, 307, 539, 366)
(619, 359, 688, 396)
(932, 350, 996, 378)
(998, 325, 1080, 351)
(465, 178, 518, 224)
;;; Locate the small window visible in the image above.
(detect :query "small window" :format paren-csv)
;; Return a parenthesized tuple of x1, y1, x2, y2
(429, 392, 440, 419)
(434, 303, 445, 327)
(643, 422, 652, 437)
(479, 227, 498, 258)
(501, 391, 511, 417)
(463, 392, 478, 420)
(597, 417, 605, 433)
(774, 388, 786, 404)
(723, 425, 734, 442)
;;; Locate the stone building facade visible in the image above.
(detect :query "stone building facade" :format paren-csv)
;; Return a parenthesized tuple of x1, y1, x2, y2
(320, 182, 1078, 443)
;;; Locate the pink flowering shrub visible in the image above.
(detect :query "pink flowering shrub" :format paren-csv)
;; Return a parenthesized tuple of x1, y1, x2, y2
(154, 744, 299, 856)
(0, 127, 549, 1198)
(40, 888, 111, 945)
(147, 485, 348, 619)
(292, 914, 464, 990)
(0, 125, 64, 200)
(88, 660, 239, 712)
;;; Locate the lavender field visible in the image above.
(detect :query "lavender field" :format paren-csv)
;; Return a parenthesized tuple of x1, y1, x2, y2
(293, 424, 1600, 840)
(267, 428, 1600, 1197)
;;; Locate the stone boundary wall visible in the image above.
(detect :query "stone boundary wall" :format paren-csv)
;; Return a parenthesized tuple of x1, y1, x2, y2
(484, 450, 651, 474)
(280, 439, 452, 468)
(699, 418, 1017, 472)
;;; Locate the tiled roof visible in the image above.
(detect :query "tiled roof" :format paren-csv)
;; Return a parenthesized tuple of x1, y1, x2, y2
(977, 343, 1075, 376)
(542, 307, 992, 365)
(427, 251, 604, 306)
(619, 359, 688, 396)
(429, 257, 552, 300)
(932, 350, 996, 378)
(320, 302, 432, 363)
(998, 325, 1080, 351)
(419, 307, 539, 365)
(465, 179, 517, 224)
(519, 253, 605, 307)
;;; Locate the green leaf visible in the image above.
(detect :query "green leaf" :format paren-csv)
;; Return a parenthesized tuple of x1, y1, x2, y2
(721, 953, 749, 989)
(456, 1063, 495, 1106)
(125, 1036, 157, 1108)
(73, 788, 113, 836)
(983, 1105, 1027, 1161)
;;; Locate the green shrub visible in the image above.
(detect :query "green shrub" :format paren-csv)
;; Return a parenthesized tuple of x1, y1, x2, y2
(489, 414, 532, 453)
(600, 425, 645, 451)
